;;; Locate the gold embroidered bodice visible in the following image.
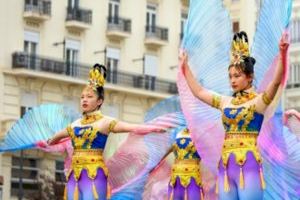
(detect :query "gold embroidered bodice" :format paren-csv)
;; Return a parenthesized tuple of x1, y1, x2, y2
(170, 129, 202, 188)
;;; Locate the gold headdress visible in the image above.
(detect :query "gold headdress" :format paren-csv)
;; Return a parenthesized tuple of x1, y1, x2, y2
(231, 32, 250, 65)
(182, 128, 190, 135)
(88, 64, 106, 90)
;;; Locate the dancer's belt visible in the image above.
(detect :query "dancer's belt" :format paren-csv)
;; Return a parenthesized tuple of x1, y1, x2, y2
(170, 159, 201, 187)
(69, 149, 108, 180)
(222, 132, 261, 166)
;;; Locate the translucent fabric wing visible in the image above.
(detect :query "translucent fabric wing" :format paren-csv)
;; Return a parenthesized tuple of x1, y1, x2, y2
(284, 110, 300, 137)
(0, 104, 80, 152)
(109, 107, 186, 199)
(178, 0, 232, 175)
(177, 70, 224, 175)
(182, 0, 232, 95)
(252, 0, 292, 89)
(259, 111, 300, 199)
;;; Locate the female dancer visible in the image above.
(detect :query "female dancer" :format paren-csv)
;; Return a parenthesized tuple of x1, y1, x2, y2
(141, 96, 207, 200)
(45, 64, 165, 200)
(180, 31, 288, 199)
(165, 127, 203, 200)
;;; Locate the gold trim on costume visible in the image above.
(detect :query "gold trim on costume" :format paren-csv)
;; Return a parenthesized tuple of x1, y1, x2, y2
(231, 91, 257, 105)
(262, 92, 272, 105)
(173, 142, 198, 160)
(68, 126, 100, 149)
(222, 105, 256, 132)
(170, 159, 201, 188)
(212, 94, 221, 109)
(108, 120, 118, 133)
(68, 149, 108, 181)
(81, 112, 103, 125)
(222, 133, 261, 166)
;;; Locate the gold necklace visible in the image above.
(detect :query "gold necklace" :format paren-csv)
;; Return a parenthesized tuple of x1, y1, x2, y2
(231, 91, 257, 105)
(81, 112, 103, 125)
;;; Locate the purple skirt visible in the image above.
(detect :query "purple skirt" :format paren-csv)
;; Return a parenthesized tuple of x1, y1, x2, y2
(66, 168, 108, 200)
(168, 177, 203, 200)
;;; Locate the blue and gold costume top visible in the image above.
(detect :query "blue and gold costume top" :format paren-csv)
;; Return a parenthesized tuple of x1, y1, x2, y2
(170, 128, 202, 189)
(66, 111, 117, 181)
(70, 126, 108, 150)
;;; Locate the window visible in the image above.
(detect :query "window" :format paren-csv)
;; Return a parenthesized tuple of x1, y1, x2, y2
(291, 19, 300, 43)
(24, 31, 39, 69)
(68, 0, 79, 9)
(20, 91, 37, 117)
(106, 48, 120, 83)
(65, 39, 80, 76)
(108, 0, 120, 23)
(146, 4, 157, 33)
(144, 55, 158, 90)
(232, 21, 240, 33)
(289, 63, 300, 85)
(180, 12, 188, 40)
(11, 157, 39, 197)
(25, 0, 38, 6)
(55, 161, 65, 183)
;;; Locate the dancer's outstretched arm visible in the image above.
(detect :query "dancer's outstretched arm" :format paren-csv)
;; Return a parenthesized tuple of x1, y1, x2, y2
(99, 117, 165, 135)
(47, 129, 69, 145)
(180, 53, 216, 107)
(264, 33, 289, 102)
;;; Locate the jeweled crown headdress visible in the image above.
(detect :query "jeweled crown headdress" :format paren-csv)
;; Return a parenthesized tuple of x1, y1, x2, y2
(231, 31, 250, 65)
(88, 64, 106, 90)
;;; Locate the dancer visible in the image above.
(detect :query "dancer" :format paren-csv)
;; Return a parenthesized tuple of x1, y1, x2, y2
(141, 97, 215, 200)
(154, 127, 203, 200)
(181, 31, 288, 199)
(167, 128, 203, 200)
(176, 0, 300, 199)
(0, 63, 181, 200)
(44, 64, 170, 200)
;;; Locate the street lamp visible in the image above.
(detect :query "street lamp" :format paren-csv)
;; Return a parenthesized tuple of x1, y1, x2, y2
(132, 55, 145, 74)
(94, 48, 107, 65)
(53, 40, 66, 59)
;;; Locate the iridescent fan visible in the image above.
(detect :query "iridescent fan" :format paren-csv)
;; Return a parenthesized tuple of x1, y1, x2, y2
(0, 104, 80, 152)
(178, 0, 232, 174)
(110, 96, 185, 199)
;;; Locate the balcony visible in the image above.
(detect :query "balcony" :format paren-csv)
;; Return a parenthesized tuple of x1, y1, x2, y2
(65, 7, 92, 31)
(145, 25, 169, 47)
(106, 17, 132, 39)
(287, 82, 300, 89)
(23, 0, 51, 22)
(12, 52, 177, 95)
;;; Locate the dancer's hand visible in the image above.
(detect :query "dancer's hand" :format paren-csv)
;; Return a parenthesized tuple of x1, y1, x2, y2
(279, 32, 289, 55)
(130, 124, 167, 135)
(36, 140, 49, 148)
(179, 50, 188, 75)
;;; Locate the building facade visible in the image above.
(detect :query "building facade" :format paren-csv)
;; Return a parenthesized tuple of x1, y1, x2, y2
(0, 0, 188, 199)
(0, 0, 299, 199)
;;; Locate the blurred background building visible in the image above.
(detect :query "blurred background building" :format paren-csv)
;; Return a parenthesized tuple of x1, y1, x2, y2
(0, 0, 299, 199)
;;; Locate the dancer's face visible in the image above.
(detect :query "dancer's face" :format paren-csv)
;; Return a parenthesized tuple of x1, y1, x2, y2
(80, 87, 103, 113)
(228, 66, 253, 93)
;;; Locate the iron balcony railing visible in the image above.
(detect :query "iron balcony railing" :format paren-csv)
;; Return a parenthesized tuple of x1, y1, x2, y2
(145, 25, 169, 41)
(66, 7, 92, 24)
(24, 0, 51, 16)
(12, 52, 177, 94)
(107, 16, 132, 33)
